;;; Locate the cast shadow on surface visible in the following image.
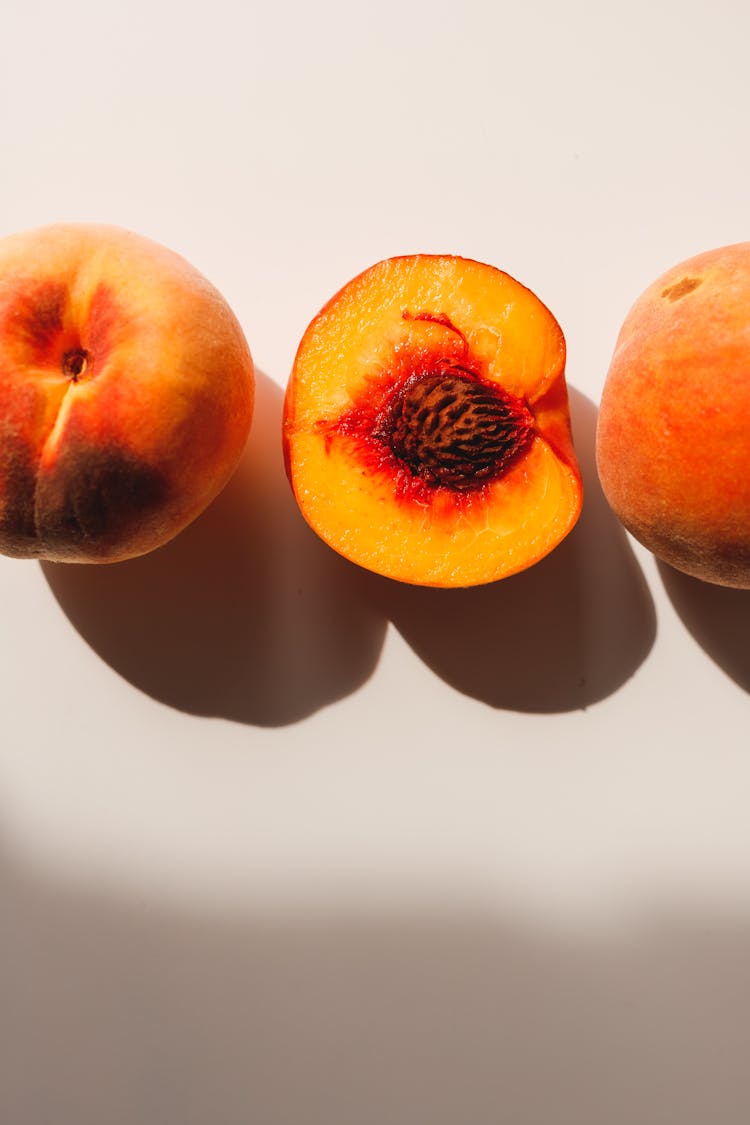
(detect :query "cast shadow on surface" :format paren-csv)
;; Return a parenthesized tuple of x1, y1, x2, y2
(41, 371, 386, 726)
(4, 839, 750, 1125)
(658, 561, 750, 692)
(364, 388, 656, 712)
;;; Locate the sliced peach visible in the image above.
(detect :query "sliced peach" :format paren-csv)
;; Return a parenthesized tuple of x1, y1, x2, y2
(283, 255, 582, 587)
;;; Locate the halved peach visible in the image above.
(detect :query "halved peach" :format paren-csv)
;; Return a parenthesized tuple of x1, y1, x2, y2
(283, 255, 582, 587)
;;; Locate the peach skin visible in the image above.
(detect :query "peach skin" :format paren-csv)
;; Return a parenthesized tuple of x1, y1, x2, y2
(596, 242, 750, 588)
(0, 223, 254, 562)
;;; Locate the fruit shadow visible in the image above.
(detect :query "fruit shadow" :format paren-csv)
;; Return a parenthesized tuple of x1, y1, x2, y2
(658, 562, 750, 692)
(41, 371, 386, 726)
(363, 388, 656, 713)
(5, 837, 750, 1125)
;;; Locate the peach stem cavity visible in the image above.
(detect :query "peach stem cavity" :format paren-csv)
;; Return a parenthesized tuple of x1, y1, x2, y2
(62, 348, 89, 382)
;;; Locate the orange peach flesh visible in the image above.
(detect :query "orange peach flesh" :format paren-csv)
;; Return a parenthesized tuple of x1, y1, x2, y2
(596, 242, 750, 588)
(284, 255, 582, 587)
(0, 224, 254, 562)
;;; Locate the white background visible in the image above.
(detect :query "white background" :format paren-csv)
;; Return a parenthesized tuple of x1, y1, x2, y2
(2, 1, 750, 1122)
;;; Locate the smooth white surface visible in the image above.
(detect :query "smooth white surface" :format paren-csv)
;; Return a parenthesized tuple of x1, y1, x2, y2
(2, 1, 750, 1122)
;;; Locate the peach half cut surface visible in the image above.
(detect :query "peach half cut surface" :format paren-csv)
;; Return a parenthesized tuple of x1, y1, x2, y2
(0, 224, 254, 563)
(283, 255, 582, 587)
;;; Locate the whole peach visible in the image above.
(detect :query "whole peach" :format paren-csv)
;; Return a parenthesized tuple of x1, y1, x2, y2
(0, 224, 254, 562)
(596, 242, 750, 587)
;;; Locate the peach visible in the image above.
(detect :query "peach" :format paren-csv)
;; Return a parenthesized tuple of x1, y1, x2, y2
(0, 224, 254, 562)
(596, 243, 750, 588)
(283, 255, 582, 587)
